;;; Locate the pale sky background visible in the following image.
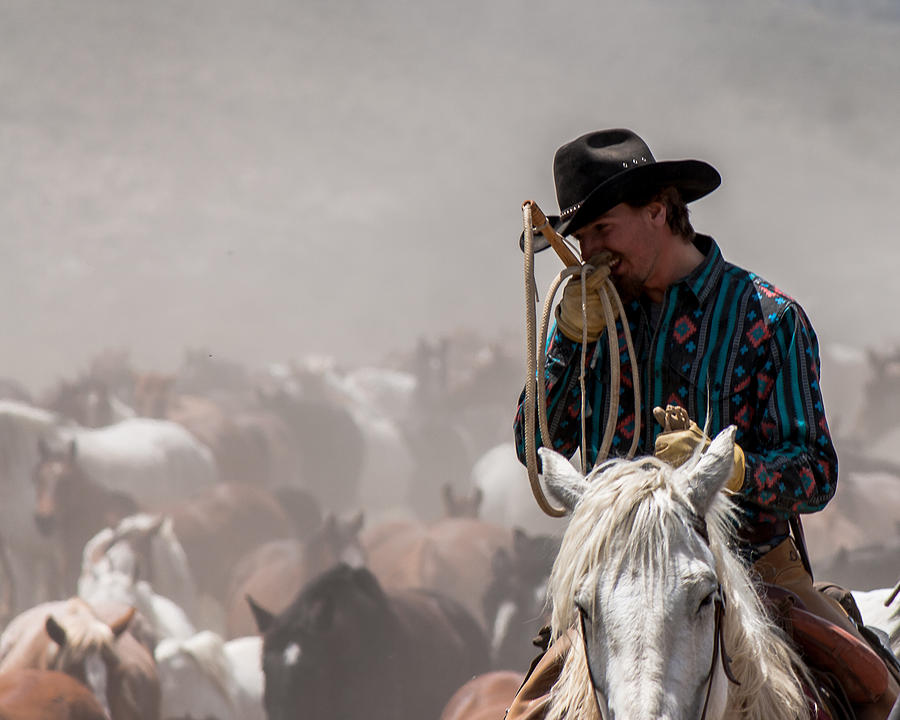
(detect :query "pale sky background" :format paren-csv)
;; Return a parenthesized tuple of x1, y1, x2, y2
(2, 0, 898, 400)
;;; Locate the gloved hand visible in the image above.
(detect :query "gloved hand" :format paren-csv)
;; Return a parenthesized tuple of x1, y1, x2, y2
(555, 252, 614, 343)
(653, 405, 745, 493)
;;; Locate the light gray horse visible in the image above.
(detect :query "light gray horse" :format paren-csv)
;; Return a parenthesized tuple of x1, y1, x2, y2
(539, 427, 812, 720)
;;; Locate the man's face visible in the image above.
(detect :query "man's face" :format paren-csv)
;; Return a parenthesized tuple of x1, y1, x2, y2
(573, 202, 663, 301)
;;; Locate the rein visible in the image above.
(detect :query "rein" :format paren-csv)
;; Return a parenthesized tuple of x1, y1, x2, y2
(699, 590, 740, 720)
(521, 200, 642, 517)
(692, 512, 741, 720)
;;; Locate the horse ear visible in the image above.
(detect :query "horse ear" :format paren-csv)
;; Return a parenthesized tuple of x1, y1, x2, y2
(685, 426, 736, 517)
(247, 594, 275, 633)
(109, 606, 136, 637)
(513, 527, 530, 556)
(347, 510, 364, 535)
(472, 486, 483, 514)
(538, 447, 588, 513)
(145, 514, 166, 537)
(441, 483, 453, 512)
(492, 546, 512, 575)
(45, 615, 68, 647)
(323, 513, 336, 533)
(309, 596, 336, 629)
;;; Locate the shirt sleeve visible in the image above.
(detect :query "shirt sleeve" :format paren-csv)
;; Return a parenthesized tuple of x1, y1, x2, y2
(736, 303, 838, 521)
(513, 323, 605, 465)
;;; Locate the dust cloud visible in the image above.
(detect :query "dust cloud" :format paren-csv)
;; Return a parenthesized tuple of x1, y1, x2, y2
(1, 0, 898, 409)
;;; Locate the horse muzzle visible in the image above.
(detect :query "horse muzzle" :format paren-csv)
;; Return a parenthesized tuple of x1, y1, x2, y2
(34, 512, 55, 535)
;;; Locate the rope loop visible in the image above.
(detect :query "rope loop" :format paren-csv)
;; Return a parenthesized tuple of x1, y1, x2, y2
(522, 201, 642, 516)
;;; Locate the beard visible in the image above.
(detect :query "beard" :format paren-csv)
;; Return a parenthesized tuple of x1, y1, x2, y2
(610, 274, 643, 303)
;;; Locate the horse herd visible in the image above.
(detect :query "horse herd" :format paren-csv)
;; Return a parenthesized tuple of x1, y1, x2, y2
(1, 340, 900, 719)
(0, 344, 568, 719)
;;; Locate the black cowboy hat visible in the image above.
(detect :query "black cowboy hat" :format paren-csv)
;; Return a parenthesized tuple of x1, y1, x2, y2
(520, 128, 720, 253)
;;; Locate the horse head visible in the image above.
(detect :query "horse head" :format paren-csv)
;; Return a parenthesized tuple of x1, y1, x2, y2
(441, 483, 483, 519)
(249, 563, 397, 720)
(308, 512, 366, 572)
(539, 427, 810, 720)
(483, 527, 559, 670)
(33, 438, 83, 536)
(44, 599, 136, 720)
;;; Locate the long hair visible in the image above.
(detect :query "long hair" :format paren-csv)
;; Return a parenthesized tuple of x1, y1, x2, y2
(545, 456, 811, 720)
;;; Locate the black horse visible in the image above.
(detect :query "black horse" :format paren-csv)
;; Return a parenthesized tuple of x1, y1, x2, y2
(249, 563, 491, 720)
(482, 528, 561, 672)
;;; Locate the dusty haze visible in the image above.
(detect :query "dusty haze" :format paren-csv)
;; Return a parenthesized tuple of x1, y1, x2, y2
(2, 0, 899, 402)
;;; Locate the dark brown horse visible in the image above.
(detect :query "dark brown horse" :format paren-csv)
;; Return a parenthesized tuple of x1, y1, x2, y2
(166, 481, 295, 601)
(482, 528, 560, 671)
(40, 377, 117, 429)
(255, 386, 365, 512)
(0, 668, 108, 720)
(133, 373, 274, 488)
(32, 439, 138, 596)
(249, 563, 491, 720)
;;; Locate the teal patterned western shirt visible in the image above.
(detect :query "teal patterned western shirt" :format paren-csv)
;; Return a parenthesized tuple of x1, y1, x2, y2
(514, 235, 837, 526)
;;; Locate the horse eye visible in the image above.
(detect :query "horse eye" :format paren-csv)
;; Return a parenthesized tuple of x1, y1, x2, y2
(697, 592, 715, 613)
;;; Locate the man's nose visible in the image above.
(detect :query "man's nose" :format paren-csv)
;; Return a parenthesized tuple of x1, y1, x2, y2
(579, 237, 605, 259)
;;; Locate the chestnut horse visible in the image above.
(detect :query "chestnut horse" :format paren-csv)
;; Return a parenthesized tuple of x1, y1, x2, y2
(439, 670, 525, 720)
(0, 668, 108, 720)
(0, 597, 159, 720)
(224, 512, 365, 638)
(362, 515, 512, 631)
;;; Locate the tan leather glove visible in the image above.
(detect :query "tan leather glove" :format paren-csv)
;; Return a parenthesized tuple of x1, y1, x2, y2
(653, 405, 745, 493)
(555, 253, 613, 343)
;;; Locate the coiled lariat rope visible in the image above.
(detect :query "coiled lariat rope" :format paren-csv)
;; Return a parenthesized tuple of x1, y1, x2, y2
(522, 200, 642, 517)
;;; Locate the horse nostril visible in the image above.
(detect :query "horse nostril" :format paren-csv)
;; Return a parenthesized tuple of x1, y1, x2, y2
(34, 513, 55, 535)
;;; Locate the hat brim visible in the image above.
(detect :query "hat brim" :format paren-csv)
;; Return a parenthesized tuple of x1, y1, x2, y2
(519, 159, 720, 254)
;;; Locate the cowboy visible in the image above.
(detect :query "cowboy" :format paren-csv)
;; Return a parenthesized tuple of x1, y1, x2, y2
(511, 128, 898, 719)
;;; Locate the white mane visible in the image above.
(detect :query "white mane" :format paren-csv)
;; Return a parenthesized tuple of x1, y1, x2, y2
(156, 630, 234, 701)
(545, 454, 811, 720)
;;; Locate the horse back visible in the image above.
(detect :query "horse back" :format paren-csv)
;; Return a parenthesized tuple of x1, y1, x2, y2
(0, 669, 107, 720)
(439, 670, 525, 720)
(388, 587, 491, 717)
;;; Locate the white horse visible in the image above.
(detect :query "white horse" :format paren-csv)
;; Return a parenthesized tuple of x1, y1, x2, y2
(56, 417, 218, 509)
(470, 441, 566, 536)
(853, 587, 900, 657)
(155, 631, 264, 720)
(538, 427, 813, 720)
(0, 401, 218, 610)
(78, 514, 200, 640)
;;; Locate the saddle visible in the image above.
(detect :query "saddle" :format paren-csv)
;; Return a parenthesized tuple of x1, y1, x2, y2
(760, 583, 889, 715)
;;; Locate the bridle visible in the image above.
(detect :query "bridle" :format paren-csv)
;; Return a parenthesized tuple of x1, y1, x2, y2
(690, 514, 741, 720)
(576, 513, 740, 720)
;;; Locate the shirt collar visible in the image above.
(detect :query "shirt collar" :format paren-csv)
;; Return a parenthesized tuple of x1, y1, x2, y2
(679, 234, 724, 305)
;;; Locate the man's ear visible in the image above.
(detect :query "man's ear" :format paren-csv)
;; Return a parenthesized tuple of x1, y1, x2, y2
(646, 201, 667, 226)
